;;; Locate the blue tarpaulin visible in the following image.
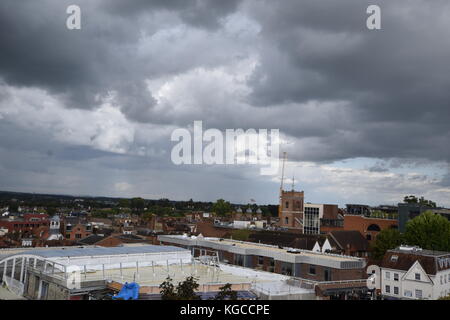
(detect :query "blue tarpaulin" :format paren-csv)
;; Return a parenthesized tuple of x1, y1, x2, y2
(112, 282, 140, 300)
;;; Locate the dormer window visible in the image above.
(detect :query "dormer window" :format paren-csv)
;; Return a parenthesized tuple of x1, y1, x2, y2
(391, 255, 398, 262)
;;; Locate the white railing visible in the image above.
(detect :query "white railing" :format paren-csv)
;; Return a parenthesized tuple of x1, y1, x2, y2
(2, 275, 24, 296)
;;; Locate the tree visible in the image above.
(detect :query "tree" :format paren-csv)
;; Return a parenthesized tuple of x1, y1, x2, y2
(214, 283, 238, 300)
(159, 276, 177, 300)
(404, 211, 450, 251)
(176, 276, 200, 300)
(212, 199, 232, 216)
(371, 229, 403, 261)
(46, 207, 57, 216)
(118, 199, 130, 208)
(130, 198, 145, 212)
(403, 195, 436, 208)
(159, 276, 200, 300)
(8, 200, 19, 213)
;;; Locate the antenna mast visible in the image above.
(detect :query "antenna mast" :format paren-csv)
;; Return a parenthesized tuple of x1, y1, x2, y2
(280, 152, 287, 193)
(278, 152, 287, 218)
(292, 172, 295, 191)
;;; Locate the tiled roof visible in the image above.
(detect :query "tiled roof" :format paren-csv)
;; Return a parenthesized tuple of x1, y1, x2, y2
(380, 250, 440, 275)
(329, 231, 369, 252)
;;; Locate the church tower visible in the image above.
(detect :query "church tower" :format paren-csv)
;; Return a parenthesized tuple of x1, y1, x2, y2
(278, 153, 305, 229)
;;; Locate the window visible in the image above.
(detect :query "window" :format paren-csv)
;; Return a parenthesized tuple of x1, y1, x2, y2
(385, 285, 391, 293)
(415, 289, 423, 299)
(404, 290, 412, 298)
(285, 201, 289, 209)
(394, 287, 399, 295)
(385, 271, 390, 280)
(304, 207, 320, 235)
(415, 273, 421, 281)
(309, 266, 316, 275)
(285, 217, 289, 225)
(281, 262, 293, 276)
(65, 234, 70, 239)
(394, 273, 399, 281)
(75, 234, 82, 239)
(258, 256, 264, 266)
(366, 234, 372, 241)
(324, 269, 331, 281)
(234, 254, 245, 267)
(268, 258, 275, 272)
(390, 255, 398, 262)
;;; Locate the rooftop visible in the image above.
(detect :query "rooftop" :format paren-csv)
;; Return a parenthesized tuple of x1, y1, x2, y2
(20, 244, 187, 259)
(158, 235, 366, 269)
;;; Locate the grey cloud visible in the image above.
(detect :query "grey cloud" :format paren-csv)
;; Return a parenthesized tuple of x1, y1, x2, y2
(243, 0, 450, 163)
(1, 0, 450, 205)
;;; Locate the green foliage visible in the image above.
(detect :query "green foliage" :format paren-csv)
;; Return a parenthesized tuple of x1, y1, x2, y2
(214, 283, 238, 300)
(45, 206, 57, 216)
(231, 229, 252, 241)
(438, 294, 450, 300)
(130, 198, 145, 212)
(403, 195, 437, 208)
(404, 211, 450, 251)
(371, 229, 404, 261)
(90, 210, 110, 218)
(8, 201, 19, 213)
(159, 276, 200, 300)
(159, 276, 177, 300)
(212, 199, 232, 216)
(176, 276, 200, 300)
(118, 199, 130, 208)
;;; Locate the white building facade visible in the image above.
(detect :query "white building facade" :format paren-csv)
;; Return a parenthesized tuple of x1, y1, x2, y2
(380, 247, 450, 300)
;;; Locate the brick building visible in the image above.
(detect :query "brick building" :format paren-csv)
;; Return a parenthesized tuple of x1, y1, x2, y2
(62, 217, 92, 241)
(0, 213, 50, 238)
(343, 215, 398, 242)
(278, 190, 304, 229)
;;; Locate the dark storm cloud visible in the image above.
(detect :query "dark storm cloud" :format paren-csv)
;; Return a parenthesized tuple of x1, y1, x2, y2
(0, 0, 242, 118)
(103, 0, 242, 29)
(1, 0, 450, 205)
(241, 0, 450, 163)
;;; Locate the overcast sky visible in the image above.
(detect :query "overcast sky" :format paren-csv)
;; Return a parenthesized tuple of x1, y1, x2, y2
(1, 0, 450, 207)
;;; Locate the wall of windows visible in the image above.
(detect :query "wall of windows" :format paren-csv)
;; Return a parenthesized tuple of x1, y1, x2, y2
(304, 207, 320, 234)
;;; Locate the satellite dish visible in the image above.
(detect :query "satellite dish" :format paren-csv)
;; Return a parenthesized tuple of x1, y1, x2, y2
(366, 265, 381, 290)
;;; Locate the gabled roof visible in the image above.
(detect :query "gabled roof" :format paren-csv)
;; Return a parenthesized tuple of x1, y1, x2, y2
(381, 250, 439, 275)
(77, 234, 107, 245)
(328, 230, 369, 252)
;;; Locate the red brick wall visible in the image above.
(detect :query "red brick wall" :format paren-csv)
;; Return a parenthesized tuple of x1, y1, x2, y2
(343, 215, 397, 242)
(64, 223, 92, 241)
